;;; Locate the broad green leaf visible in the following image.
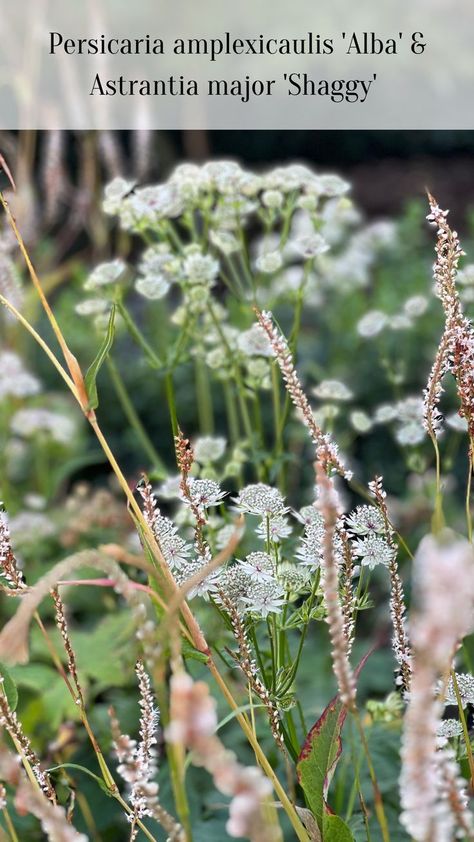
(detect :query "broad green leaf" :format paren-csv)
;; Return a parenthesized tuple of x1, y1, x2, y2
(85, 305, 116, 410)
(0, 662, 18, 711)
(182, 638, 209, 664)
(323, 814, 354, 841)
(297, 649, 374, 837)
(297, 695, 347, 833)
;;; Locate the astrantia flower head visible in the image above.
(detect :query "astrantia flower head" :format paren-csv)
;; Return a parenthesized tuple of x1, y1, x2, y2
(243, 579, 286, 618)
(255, 514, 292, 543)
(237, 552, 275, 582)
(11, 408, 76, 445)
(186, 478, 227, 511)
(103, 177, 136, 215)
(443, 673, 474, 707)
(84, 259, 126, 290)
(352, 534, 396, 570)
(0, 351, 41, 399)
(277, 562, 311, 593)
(75, 298, 110, 317)
(193, 436, 226, 464)
(357, 310, 388, 338)
(135, 275, 170, 300)
(255, 250, 283, 274)
(237, 324, 274, 358)
(157, 475, 182, 500)
(294, 233, 329, 259)
(182, 248, 219, 287)
(217, 565, 252, 610)
(312, 379, 353, 402)
(436, 719, 463, 742)
(233, 483, 287, 518)
(346, 505, 386, 536)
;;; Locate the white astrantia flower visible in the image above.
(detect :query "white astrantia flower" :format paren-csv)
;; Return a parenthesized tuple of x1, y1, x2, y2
(237, 324, 274, 358)
(352, 534, 396, 569)
(345, 505, 386, 536)
(277, 562, 311, 593)
(458, 264, 474, 286)
(84, 259, 126, 290)
(403, 295, 429, 318)
(217, 564, 253, 610)
(316, 173, 351, 197)
(127, 184, 184, 227)
(215, 523, 240, 551)
(294, 233, 329, 259)
(9, 511, 55, 544)
(186, 478, 226, 511)
(255, 514, 292, 543)
(446, 412, 468, 433)
(233, 483, 287, 518)
(135, 275, 170, 300)
(262, 189, 284, 209)
(357, 310, 388, 338)
(293, 504, 322, 527)
(209, 229, 241, 255)
(312, 380, 353, 402)
(255, 251, 283, 274)
(237, 551, 275, 582)
(182, 248, 219, 287)
(75, 298, 110, 317)
(374, 403, 398, 424)
(389, 314, 413, 331)
(243, 580, 286, 618)
(436, 719, 463, 745)
(0, 351, 41, 399)
(350, 410, 373, 433)
(396, 424, 425, 446)
(11, 408, 76, 445)
(194, 436, 226, 464)
(443, 673, 474, 707)
(102, 177, 136, 215)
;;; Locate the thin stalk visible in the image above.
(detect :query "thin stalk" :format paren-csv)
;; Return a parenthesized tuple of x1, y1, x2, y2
(451, 670, 474, 786)
(194, 354, 214, 434)
(2, 808, 19, 842)
(466, 440, 473, 542)
(430, 433, 445, 534)
(207, 659, 310, 842)
(106, 356, 167, 477)
(165, 372, 179, 439)
(352, 711, 391, 842)
(116, 300, 162, 370)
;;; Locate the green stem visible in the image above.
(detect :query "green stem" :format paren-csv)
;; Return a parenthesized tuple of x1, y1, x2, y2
(466, 440, 473, 542)
(2, 807, 19, 842)
(165, 372, 179, 439)
(352, 711, 391, 842)
(430, 433, 445, 534)
(194, 354, 214, 434)
(451, 670, 474, 786)
(106, 356, 167, 477)
(116, 300, 162, 370)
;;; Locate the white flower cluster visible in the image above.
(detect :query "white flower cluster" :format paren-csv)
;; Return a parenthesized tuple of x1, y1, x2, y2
(10, 408, 76, 445)
(0, 351, 41, 399)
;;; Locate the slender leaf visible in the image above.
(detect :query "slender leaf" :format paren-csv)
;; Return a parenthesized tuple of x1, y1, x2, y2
(85, 305, 116, 409)
(0, 662, 18, 711)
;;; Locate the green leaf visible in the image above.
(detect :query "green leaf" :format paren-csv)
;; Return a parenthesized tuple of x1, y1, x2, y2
(322, 814, 354, 841)
(0, 662, 18, 711)
(47, 763, 112, 796)
(297, 695, 347, 834)
(182, 638, 209, 664)
(297, 649, 374, 837)
(85, 305, 116, 410)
